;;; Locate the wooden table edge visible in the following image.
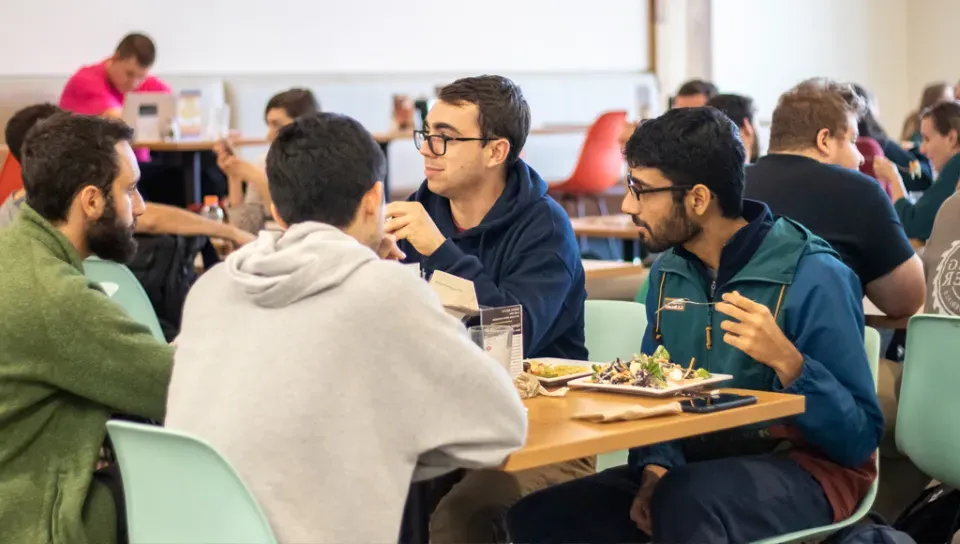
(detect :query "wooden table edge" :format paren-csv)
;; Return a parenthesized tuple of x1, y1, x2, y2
(584, 264, 648, 281)
(502, 390, 805, 472)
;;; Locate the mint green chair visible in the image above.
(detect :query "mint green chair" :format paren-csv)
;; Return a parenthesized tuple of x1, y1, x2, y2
(584, 300, 648, 471)
(634, 275, 650, 304)
(897, 314, 960, 488)
(106, 421, 277, 544)
(83, 258, 164, 341)
(753, 327, 882, 544)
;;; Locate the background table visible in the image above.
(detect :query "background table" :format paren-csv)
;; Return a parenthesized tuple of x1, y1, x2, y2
(582, 259, 648, 282)
(137, 137, 267, 205)
(570, 214, 640, 261)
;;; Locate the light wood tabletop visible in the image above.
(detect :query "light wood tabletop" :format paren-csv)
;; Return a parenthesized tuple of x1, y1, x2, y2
(135, 137, 268, 152)
(503, 388, 805, 472)
(570, 214, 637, 240)
(582, 259, 648, 281)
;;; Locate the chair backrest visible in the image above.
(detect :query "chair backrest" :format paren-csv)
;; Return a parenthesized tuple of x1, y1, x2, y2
(584, 300, 647, 362)
(106, 421, 278, 544)
(896, 314, 960, 488)
(0, 153, 23, 204)
(562, 111, 628, 195)
(83, 258, 164, 341)
(864, 326, 881, 385)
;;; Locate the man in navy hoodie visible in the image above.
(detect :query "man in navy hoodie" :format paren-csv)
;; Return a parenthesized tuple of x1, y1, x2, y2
(507, 107, 883, 543)
(386, 75, 590, 543)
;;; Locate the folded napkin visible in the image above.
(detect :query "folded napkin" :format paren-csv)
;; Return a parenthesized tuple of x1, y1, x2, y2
(573, 402, 682, 423)
(515, 372, 568, 399)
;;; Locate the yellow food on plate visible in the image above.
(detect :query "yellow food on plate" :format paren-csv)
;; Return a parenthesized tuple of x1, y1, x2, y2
(528, 361, 589, 379)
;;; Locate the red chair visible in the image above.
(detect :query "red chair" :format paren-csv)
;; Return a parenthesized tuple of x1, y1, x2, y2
(548, 111, 628, 218)
(0, 153, 24, 203)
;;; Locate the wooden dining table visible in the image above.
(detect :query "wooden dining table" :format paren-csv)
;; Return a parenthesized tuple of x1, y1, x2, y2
(505, 387, 804, 471)
(582, 259, 648, 282)
(401, 387, 804, 543)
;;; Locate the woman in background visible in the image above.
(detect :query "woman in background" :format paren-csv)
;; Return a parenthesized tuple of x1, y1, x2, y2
(899, 82, 953, 148)
(853, 84, 933, 193)
(878, 101, 960, 241)
(215, 88, 320, 233)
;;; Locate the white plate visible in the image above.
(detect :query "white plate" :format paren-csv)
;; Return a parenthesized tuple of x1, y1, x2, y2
(524, 358, 602, 386)
(568, 373, 734, 397)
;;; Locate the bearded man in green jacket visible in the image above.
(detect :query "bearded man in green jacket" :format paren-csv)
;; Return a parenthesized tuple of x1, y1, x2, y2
(0, 113, 173, 543)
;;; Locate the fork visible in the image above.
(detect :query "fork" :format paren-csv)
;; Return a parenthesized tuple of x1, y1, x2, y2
(655, 298, 721, 314)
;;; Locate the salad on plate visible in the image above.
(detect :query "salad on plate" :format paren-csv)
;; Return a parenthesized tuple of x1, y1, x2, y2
(590, 346, 711, 390)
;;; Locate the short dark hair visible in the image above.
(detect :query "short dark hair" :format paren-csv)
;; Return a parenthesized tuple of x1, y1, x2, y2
(21, 114, 134, 222)
(438, 75, 530, 165)
(677, 79, 719, 99)
(769, 78, 865, 152)
(115, 33, 156, 67)
(4, 103, 62, 162)
(264, 88, 321, 120)
(266, 113, 385, 228)
(625, 107, 745, 218)
(850, 83, 889, 142)
(921, 100, 960, 139)
(706, 94, 756, 129)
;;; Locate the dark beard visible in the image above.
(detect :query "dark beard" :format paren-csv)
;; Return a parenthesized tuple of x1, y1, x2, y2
(87, 197, 138, 263)
(640, 201, 702, 253)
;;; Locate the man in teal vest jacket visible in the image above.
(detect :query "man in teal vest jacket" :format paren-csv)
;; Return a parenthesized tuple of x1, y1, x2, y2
(0, 113, 173, 543)
(507, 107, 883, 543)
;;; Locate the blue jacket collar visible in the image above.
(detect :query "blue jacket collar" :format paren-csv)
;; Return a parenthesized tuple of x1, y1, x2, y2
(667, 200, 774, 289)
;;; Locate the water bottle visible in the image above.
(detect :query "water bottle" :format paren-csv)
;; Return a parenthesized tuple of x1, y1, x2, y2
(200, 195, 224, 222)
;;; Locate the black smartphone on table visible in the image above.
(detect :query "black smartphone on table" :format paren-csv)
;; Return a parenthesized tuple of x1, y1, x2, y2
(680, 393, 757, 413)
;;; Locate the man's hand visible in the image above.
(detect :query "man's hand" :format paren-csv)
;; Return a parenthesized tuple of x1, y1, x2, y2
(384, 202, 446, 257)
(629, 464, 666, 535)
(874, 156, 908, 202)
(716, 291, 804, 387)
(377, 233, 407, 261)
(214, 141, 249, 179)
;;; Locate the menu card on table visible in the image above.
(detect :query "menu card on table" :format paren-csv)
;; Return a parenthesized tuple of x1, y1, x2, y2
(427, 270, 524, 375)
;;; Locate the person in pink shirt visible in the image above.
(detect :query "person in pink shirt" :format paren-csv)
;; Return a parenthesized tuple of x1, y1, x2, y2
(59, 33, 224, 206)
(60, 33, 170, 122)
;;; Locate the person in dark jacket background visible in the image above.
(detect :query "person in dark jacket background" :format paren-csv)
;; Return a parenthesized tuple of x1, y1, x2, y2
(386, 75, 591, 543)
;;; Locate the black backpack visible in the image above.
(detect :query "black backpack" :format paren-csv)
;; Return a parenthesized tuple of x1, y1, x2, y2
(127, 234, 207, 341)
(893, 485, 960, 543)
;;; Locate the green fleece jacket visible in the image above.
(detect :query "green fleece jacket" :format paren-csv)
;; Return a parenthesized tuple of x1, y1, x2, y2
(0, 205, 173, 543)
(895, 153, 960, 240)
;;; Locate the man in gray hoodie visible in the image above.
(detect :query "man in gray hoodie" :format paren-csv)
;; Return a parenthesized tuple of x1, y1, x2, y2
(164, 113, 528, 543)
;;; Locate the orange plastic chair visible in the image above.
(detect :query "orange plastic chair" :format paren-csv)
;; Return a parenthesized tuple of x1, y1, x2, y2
(0, 153, 23, 203)
(548, 110, 628, 218)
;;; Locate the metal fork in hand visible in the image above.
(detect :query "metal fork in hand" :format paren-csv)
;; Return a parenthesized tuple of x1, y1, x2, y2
(655, 298, 721, 314)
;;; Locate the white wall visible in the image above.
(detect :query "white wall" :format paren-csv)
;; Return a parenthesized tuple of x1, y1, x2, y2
(0, 0, 649, 75)
(710, 0, 910, 138)
(907, 0, 960, 121)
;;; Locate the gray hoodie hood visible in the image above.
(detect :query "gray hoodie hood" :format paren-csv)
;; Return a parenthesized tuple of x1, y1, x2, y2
(225, 221, 377, 308)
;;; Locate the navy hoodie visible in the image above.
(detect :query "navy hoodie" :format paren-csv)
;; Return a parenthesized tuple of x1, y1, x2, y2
(400, 160, 588, 360)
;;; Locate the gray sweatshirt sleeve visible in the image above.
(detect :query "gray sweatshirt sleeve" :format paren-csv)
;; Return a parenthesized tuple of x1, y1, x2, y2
(367, 263, 528, 481)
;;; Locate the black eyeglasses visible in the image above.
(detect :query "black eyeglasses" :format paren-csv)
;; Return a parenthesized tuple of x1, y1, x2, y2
(413, 130, 497, 156)
(626, 175, 694, 200)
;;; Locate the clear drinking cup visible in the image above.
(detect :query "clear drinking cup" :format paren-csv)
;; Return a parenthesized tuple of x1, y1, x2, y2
(469, 325, 514, 375)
